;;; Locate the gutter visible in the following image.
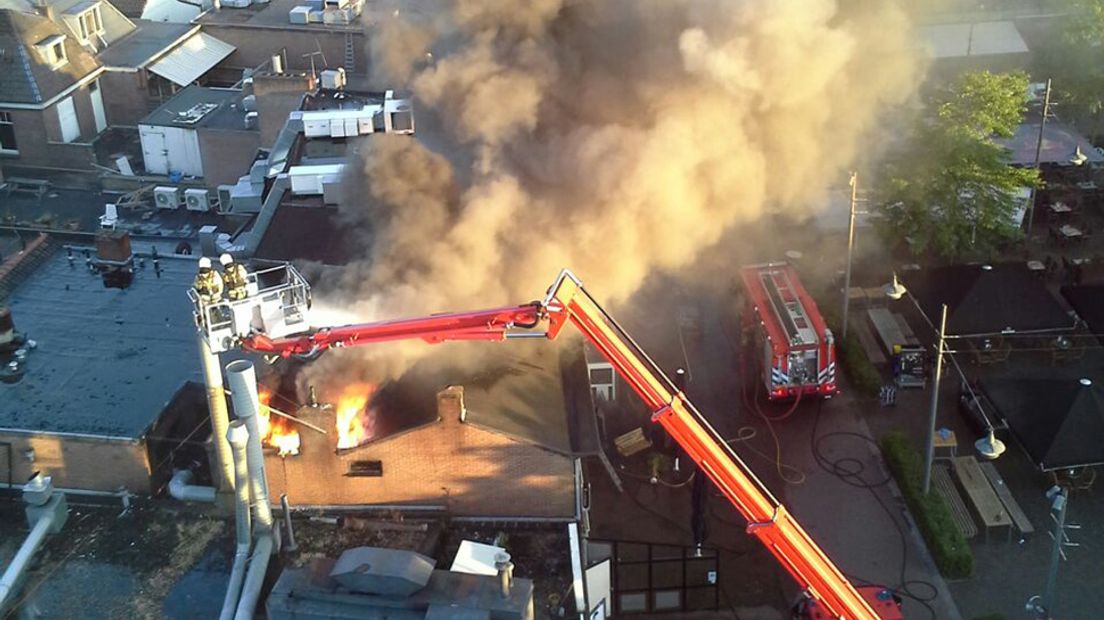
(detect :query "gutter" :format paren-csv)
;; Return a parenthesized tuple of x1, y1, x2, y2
(0, 475, 68, 614)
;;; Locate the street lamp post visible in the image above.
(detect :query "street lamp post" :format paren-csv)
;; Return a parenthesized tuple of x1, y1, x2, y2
(841, 172, 858, 341)
(923, 304, 949, 495)
(883, 274, 1004, 494)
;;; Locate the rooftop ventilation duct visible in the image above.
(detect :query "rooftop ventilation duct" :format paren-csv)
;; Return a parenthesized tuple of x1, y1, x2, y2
(330, 547, 435, 596)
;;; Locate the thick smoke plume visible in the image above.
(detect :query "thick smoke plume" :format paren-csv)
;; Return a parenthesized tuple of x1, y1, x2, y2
(301, 0, 920, 393)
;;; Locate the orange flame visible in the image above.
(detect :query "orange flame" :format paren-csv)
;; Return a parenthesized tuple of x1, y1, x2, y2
(257, 387, 301, 457)
(335, 383, 376, 450)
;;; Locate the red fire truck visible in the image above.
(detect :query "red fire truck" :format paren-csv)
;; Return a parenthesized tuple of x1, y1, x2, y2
(740, 262, 838, 400)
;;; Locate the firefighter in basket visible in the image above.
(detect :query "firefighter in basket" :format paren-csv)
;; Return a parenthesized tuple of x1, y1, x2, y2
(220, 253, 249, 301)
(193, 257, 224, 304)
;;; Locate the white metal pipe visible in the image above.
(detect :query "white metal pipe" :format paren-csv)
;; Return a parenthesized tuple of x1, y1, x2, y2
(0, 513, 54, 610)
(225, 360, 274, 531)
(220, 421, 252, 620)
(233, 533, 273, 620)
(168, 469, 216, 503)
(199, 333, 235, 492)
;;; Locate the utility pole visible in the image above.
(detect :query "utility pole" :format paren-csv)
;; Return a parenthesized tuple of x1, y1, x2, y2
(1028, 485, 1080, 619)
(922, 304, 948, 495)
(1026, 78, 1052, 238)
(841, 171, 858, 340)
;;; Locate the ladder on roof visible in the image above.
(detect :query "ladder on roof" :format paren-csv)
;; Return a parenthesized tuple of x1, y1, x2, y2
(761, 269, 803, 344)
(344, 32, 356, 74)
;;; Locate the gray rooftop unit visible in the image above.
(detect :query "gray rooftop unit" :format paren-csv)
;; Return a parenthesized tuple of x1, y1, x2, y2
(330, 547, 434, 597)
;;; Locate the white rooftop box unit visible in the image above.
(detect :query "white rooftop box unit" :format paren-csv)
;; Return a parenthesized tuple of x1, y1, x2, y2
(289, 5, 310, 23)
(320, 68, 346, 90)
(154, 186, 181, 209)
(289, 164, 344, 195)
(383, 90, 414, 134)
(222, 0, 252, 7)
(184, 188, 210, 212)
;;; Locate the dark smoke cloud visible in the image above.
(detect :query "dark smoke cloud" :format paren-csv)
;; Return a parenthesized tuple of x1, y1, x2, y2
(301, 0, 921, 391)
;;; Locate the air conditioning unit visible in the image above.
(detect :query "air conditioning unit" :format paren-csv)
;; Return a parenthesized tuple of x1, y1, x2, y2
(154, 186, 181, 209)
(184, 188, 210, 212)
(320, 68, 346, 91)
(217, 185, 234, 213)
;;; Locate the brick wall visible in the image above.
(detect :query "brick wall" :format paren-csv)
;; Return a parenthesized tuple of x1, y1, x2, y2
(0, 432, 152, 493)
(100, 71, 157, 127)
(0, 107, 94, 170)
(265, 386, 578, 518)
(197, 127, 260, 188)
(205, 26, 368, 76)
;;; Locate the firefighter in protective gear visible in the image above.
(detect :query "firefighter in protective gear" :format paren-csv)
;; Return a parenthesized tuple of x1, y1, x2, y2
(193, 256, 223, 304)
(220, 253, 249, 301)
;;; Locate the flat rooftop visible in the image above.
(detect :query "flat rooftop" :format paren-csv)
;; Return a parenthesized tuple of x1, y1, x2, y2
(198, 0, 365, 31)
(141, 85, 253, 132)
(1, 246, 201, 438)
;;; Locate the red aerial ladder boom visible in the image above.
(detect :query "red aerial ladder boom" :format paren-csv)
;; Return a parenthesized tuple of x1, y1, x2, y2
(240, 270, 900, 620)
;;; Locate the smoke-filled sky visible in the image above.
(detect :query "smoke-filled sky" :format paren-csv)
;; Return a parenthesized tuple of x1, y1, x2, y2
(301, 0, 921, 392)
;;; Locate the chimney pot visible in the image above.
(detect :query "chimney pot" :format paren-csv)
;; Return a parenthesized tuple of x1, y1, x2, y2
(494, 552, 513, 599)
(437, 386, 465, 423)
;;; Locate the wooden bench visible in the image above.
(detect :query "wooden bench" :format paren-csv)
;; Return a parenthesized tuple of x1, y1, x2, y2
(952, 456, 1013, 542)
(932, 464, 978, 540)
(980, 461, 1034, 541)
(2, 177, 50, 199)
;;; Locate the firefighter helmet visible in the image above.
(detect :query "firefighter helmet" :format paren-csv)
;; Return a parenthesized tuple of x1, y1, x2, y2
(198, 256, 212, 270)
(219, 253, 234, 266)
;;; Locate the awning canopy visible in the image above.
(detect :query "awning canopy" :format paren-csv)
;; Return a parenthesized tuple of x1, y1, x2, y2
(148, 32, 234, 87)
(982, 376, 1104, 471)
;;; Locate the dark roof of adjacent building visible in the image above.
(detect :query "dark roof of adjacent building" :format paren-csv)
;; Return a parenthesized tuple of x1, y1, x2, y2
(1062, 285, 1104, 340)
(140, 84, 252, 131)
(252, 203, 355, 265)
(107, 0, 145, 18)
(0, 8, 102, 104)
(997, 122, 1104, 167)
(912, 263, 1076, 337)
(96, 19, 193, 68)
(0, 240, 201, 438)
(981, 375, 1104, 471)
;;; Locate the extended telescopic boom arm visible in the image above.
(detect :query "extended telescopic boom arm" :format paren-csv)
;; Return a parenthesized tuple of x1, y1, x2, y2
(240, 270, 887, 619)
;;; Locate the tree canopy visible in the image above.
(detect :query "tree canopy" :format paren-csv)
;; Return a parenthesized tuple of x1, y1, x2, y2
(876, 71, 1039, 260)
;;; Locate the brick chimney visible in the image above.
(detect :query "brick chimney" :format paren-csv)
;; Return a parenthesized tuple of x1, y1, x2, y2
(436, 386, 465, 424)
(251, 72, 316, 147)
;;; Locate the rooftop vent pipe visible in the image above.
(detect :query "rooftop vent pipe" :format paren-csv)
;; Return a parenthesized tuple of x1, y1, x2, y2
(168, 469, 216, 503)
(220, 421, 252, 620)
(495, 552, 514, 599)
(225, 360, 276, 620)
(0, 475, 68, 613)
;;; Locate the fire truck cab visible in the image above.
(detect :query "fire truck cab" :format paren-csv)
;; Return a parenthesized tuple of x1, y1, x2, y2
(740, 262, 837, 400)
(190, 263, 312, 353)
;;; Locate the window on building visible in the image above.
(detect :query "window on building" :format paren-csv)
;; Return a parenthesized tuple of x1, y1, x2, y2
(78, 5, 104, 41)
(35, 35, 68, 69)
(0, 112, 17, 154)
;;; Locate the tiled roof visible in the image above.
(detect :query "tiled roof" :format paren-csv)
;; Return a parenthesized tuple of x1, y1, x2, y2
(0, 8, 101, 104)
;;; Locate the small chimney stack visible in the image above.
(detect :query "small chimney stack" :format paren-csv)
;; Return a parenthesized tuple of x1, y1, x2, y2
(494, 552, 513, 599)
(437, 386, 465, 423)
(32, 0, 55, 21)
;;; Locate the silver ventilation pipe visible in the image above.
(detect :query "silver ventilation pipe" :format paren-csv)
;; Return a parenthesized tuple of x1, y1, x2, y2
(225, 360, 276, 620)
(198, 333, 235, 492)
(0, 475, 68, 613)
(167, 469, 216, 503)
(226, 360, 273, 530)
(219, 421, 252, 620)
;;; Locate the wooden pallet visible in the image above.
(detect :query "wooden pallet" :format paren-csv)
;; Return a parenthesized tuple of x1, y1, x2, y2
(614, 427, 652, 457)
(932, 463, 978, 539)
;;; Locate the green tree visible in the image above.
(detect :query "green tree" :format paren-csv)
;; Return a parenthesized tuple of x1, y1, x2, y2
(876, 71, 1040, 260)
(1038, 0, 1104, 137)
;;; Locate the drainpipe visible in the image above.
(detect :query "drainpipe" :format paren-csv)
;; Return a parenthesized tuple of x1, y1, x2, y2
(0, 475, 68, 613)
(199, 333, 235, 493)
(168, 469, 216, 503)
(225, 360, 276, 620)
(219, 421, 252, 620)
